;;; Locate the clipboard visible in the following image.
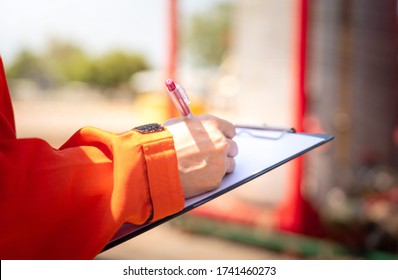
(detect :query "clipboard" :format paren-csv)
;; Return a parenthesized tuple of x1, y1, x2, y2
(103, 125, 333, 251)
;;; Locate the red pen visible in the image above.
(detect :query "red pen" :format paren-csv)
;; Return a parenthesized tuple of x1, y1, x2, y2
(165, 79, 193, 118)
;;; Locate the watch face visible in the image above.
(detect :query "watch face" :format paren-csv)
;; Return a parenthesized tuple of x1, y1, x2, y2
(133, 123, 165, 134)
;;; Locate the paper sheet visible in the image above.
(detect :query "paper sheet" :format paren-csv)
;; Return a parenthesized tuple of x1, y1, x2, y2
(186, 128, 327, 207)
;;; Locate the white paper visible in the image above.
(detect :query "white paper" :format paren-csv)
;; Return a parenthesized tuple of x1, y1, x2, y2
(185, 129, 326, 207)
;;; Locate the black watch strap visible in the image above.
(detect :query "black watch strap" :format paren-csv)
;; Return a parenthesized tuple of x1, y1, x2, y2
(133, 123, 165, 134)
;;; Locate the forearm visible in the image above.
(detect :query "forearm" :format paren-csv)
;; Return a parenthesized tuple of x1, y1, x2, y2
(0, 127, 184, 259)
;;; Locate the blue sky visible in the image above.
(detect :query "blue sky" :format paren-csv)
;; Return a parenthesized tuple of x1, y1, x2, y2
(0, 0, 233, 68)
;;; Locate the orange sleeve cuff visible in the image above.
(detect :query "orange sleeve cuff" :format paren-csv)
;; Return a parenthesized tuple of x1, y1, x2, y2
(116, 128, 185, 224)
(64, 126, 185, 225)
(142, 136, 185, 221)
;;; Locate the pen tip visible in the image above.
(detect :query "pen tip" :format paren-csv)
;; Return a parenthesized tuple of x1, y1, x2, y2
(165, 79, 176, 91)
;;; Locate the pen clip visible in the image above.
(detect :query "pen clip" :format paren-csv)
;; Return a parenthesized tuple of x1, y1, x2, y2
(176, 84, 190, 105)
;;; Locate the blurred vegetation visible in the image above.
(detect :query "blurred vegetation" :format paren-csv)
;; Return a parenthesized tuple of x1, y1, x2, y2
(6, 50, 55, 88)
(185, 2, 233, 67)
(6, 2, 233, 93)
(6, 40, 149, 90)
(88, 51, 148, 89)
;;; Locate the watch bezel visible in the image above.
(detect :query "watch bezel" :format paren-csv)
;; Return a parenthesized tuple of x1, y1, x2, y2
(133, 123, 165, 134)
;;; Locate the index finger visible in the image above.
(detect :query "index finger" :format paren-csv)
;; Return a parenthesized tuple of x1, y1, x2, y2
(219, 119, 236, 139)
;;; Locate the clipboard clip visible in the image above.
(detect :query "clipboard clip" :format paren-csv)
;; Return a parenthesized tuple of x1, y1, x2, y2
(235, 124, 296, 140)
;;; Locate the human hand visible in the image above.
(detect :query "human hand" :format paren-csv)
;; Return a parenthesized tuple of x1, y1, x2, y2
(164, 114, 238, 198)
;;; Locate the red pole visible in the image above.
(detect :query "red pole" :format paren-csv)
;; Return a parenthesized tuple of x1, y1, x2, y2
(295, 0, 307, 134)
(165, 0, 179, 118)
(276, 0, 324, 237)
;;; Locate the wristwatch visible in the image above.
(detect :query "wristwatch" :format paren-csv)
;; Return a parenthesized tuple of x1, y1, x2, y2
(133, 123, 165, 134)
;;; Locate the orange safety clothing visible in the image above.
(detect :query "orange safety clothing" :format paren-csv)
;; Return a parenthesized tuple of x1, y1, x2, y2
(0, 56, 184, 259)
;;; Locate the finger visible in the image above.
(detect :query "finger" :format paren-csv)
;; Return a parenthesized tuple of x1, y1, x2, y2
(227, 138, 238, 157)
(219, 119, 236, 139)
(226, 157, 236, 173)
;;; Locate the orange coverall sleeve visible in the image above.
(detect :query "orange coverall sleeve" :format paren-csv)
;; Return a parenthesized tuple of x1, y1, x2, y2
(0, 57, 184, 259)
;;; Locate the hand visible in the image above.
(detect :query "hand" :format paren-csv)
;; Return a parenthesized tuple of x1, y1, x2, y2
(164, 114, 238, 198)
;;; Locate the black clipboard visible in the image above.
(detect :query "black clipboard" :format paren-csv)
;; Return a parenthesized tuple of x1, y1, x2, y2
(103, 125, 333, 252)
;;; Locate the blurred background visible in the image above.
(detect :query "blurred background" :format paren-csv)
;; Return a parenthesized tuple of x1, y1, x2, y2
(1, 0, 398, 259)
